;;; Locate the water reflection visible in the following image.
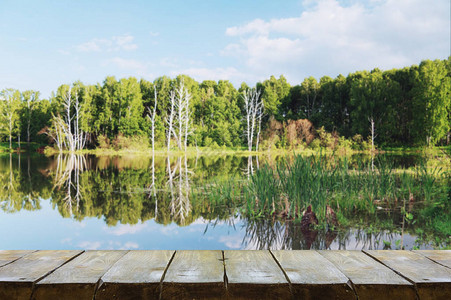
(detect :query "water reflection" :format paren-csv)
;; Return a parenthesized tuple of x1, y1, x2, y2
(239, 218, 439, 250)
(0, 154, 43, 213)
(53, 154, 87, 215)
(0, 153, 448, 250)
(166, 156, 191, 225)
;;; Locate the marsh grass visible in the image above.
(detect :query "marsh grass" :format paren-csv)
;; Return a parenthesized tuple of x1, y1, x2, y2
(220, 154, 449, 223)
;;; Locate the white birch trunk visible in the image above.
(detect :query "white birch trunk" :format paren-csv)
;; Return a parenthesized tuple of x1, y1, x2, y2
(167, 91, 176, 152)
(184, 90, 190, 152)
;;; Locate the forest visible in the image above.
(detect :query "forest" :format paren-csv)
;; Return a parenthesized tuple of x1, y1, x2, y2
(0, 57, 450, 152)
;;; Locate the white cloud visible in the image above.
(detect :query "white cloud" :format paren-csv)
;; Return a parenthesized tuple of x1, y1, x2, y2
(108, 57, 153, 78)
(60, 237, 72, 244)
(112, 35, 138, 51)
(77, 39, 106, 52)
(78, 241, 102, 250)
(160, 226, 179, 236)
(170, 66, 253, 84)
(219, 234, 242, 249)
(110, 57, 145, 70)
(119, 242, 139, 250)
(160, 57, 179, 68)
(149, 31, 160, 37)
(223, 0, 450, 82)
(76, 35, 138, 52)
(105, 222, 148, 236)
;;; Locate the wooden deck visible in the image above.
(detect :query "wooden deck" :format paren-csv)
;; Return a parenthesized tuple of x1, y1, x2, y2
(0, 250, 449, 299)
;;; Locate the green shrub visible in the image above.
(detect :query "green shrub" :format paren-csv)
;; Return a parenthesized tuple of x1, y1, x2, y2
(97, 135, 110, 149)
(309, 139, 321, 150)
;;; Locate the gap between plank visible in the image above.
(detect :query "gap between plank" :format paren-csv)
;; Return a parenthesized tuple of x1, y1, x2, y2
(315, 250, 359, 300)
(29, 250, 86, 300)
(92, 250, 130, 300)
(158, 250, 177, 300)
(222, 250, 228, 292)
(362, 250, 420, 300)
(414, 252, 451, 270)
(0, 250, 39, 269)
(268, 249, 294, 298)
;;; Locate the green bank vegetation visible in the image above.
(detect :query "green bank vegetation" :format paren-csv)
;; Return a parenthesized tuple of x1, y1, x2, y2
(1, 58, 449, 154)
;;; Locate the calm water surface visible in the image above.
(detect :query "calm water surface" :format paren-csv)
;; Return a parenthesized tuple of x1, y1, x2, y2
(0, 153, 447, 250)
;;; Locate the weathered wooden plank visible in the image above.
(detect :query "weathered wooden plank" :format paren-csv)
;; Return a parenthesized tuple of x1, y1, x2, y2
(96, 250, 174, 300)
(0, 250, 82, 300)
(161, 250, 225, 300)
(318, 250, 416, 300)
(32, 250, 127, 300)
(271, 250, 355, 299)
(224, 250, 291, 299)
(365, 250, 451, 300)
(0, 250, 36, 268)
(414, 250, 451, 269)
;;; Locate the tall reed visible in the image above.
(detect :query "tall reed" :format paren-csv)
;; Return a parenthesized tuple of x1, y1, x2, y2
(237, 154, 447, 221)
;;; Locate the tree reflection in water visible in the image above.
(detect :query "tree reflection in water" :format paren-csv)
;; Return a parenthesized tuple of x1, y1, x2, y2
(240, 218, 416, 250)
(53, 154, 87, 215)
(166, 155, 191, 225)
(0, 153, 448, 250)
(0, 154, 42, 213)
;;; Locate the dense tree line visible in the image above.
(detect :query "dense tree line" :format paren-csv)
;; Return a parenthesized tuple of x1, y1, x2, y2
(0, 58, 449, 150)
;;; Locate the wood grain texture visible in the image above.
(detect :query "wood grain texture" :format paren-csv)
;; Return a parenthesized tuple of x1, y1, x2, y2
(272, 250, 355, 299)
(161, 250, 225, 300)
(32, 250, 127, 300)
(319, 250, 416, 300)
(224, 250, 291, 300)
(365, 250, 451, 300)
(0, 250, 36, 267)
(96, 250, 174, 300)
(414, 250, 451, 268)
(0, 250, 82, 300)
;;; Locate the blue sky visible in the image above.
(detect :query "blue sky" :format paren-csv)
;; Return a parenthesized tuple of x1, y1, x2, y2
(1, 0, 449, 98)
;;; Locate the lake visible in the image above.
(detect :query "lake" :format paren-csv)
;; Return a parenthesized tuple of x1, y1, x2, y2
(0, 152, 449, 250)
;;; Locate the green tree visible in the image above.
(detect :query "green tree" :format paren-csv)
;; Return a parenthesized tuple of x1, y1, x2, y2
(20, 90, 40, 143)
(319, 74, 350, 135)
(412, 59, 451, 145)
(258, 75, 290, 118)
(115, 77, 144, 136)
(300, 76, 320, 122)
(350, 69, 400, 145)
(0, 89, 21, 150)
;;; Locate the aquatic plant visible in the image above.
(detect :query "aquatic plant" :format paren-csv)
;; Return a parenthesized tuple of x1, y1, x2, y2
(233, 154, 448, 224)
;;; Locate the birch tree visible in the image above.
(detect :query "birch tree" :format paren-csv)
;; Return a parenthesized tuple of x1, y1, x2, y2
(166, 82, 191, 151)
(147, 87, 158, 154)
(22, 90, 39, 143)
(242, 88, 264, 152)
(46, 87, 87, 152)
(166, 90, 176, 152)
(0, 89, 21, 150)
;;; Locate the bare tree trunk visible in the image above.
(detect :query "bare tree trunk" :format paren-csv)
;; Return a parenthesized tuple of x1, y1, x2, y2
(256, 105, 263, 152)
(369, 117, 376, 171)
(64, 88, 73, 151)
(151, 87, 158, 154)
(27, 96, 32, 144)
(243, 88, 263, 152)
(184, 91, 191, 152)
(243, 90, 252, 151)
(177, 84, 183, 150)
(9, 112, 12, 150)
(167, 91, 176, 152)
(370, 117, 375, 153)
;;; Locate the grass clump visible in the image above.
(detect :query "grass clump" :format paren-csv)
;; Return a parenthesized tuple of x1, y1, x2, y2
(222, 154, 449, 224)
